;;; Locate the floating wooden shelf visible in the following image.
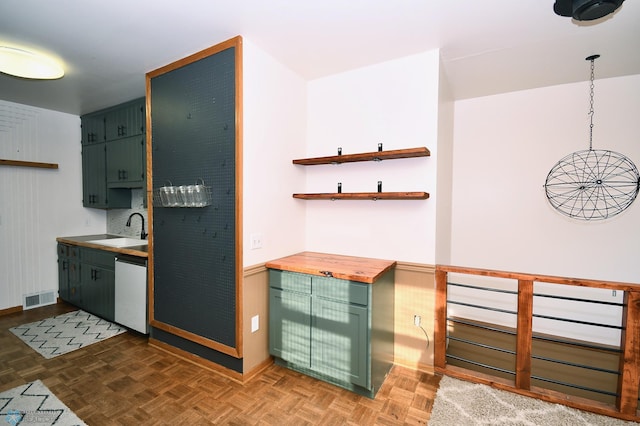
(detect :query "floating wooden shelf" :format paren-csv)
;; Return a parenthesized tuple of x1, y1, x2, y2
(293, 147, 430, 165)
(293, 191, 429, 201)
(0, 159, 59, 169)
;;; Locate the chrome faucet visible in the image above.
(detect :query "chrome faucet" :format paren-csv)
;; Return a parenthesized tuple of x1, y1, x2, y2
(126, 212, 147, 239)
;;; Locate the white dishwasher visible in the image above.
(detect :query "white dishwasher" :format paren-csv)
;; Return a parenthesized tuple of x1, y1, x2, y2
(115, 254, 148, 334)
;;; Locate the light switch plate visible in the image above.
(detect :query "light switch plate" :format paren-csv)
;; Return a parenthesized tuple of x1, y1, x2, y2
(251, 315, 259, 333)
(250, 233, 263, 250)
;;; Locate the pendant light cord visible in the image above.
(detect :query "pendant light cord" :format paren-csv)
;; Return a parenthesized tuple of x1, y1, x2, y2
(587, 55, 598, 151)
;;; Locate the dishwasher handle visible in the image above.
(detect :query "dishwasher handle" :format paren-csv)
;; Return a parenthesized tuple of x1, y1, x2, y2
(115, 254, 147, 267)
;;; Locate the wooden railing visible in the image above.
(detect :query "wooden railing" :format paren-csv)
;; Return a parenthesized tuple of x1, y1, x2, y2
(434, 265, 640, 422)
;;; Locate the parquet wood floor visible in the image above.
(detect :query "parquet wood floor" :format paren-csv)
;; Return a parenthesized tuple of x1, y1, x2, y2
(1, 302, 440, 425)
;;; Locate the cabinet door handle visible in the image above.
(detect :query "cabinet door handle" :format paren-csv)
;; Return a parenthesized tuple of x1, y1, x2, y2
(320, 270, 334, 277)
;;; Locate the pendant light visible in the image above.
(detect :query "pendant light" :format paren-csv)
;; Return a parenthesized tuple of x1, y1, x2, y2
(544, 55, 640, 220)
(0, 46, 64, 80)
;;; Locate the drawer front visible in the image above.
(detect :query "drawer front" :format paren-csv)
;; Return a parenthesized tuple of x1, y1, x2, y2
(269, 270, 311, 294)
(58, 244, 80, 259)
(82, 247, 115, 269)
(68, 245, 79, 259)
(313, 276, 369, 306)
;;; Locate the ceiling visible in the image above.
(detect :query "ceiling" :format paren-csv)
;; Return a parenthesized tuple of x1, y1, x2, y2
(1, 0, 639, 116)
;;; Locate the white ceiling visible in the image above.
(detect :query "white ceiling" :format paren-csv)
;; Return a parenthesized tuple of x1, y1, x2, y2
(1, 0, 639, 116)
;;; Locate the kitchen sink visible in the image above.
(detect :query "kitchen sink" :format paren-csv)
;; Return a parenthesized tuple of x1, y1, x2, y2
(87, 237, 148, 247)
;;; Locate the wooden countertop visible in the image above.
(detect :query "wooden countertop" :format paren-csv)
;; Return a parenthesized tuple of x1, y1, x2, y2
(265, 251, 396, 284)
(56, 234, 148, 258)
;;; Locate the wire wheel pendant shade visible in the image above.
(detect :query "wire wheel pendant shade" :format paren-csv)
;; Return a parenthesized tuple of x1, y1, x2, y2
(544, 55, 640, 220)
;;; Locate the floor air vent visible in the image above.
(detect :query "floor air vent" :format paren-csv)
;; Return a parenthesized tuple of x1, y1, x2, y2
(23, 291, 56, 310)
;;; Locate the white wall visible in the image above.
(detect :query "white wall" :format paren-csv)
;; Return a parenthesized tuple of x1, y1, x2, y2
(451, 74, 640, 284)
(435, 59, 455, 265)
(242, 39, 308, 266)
(449, 75, 640, 346)
(0, 100, 106, 310)
(303, 51, 440, 263)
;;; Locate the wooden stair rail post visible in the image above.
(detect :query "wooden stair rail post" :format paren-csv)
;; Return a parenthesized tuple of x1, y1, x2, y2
(434, 268, 448, 370)
(515, 279, 533, 390)
(617, 289, 640, 415)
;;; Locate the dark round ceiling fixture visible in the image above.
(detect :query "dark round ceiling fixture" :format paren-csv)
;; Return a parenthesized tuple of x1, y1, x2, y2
(553, 0, 625, 21)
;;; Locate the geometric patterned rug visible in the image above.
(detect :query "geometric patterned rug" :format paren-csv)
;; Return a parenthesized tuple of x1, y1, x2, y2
(429, 375, 640, 425)
(0, 380, 86, 425)
(9, 310, 126, 359)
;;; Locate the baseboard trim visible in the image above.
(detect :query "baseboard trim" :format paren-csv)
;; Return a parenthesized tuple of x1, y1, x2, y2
(0, 305, 23, 317)
(149, 338, 276, 384)
(394, 359, 435, 375)
(149, 338, 246, 383)
(243, 357, 274, 383)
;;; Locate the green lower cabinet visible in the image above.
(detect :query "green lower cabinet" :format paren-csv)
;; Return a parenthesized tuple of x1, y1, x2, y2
(57, 244, 80, 305)
(312, 298, 369, 388)
(81, 264, 115, 322)
(269, 289, 311, 367)
(269, 269, 393, 398)
(57, 245, 115, 322)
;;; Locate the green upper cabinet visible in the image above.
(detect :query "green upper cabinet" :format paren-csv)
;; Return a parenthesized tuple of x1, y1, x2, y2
(106, 135, 145, 188)
(81, 113, 106, 144)
(82, 142, 131, 208)
(82, 143, 107, 207)
(105, 99, 145, 141)
(80, 97, 145, 208)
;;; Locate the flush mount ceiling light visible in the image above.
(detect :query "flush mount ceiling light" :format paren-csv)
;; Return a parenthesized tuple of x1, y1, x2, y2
(0, 46, 64, 79)
(553, 0, 625, 21)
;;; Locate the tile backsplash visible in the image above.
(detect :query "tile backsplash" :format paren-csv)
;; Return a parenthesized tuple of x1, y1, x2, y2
(106, 189, 148, 238)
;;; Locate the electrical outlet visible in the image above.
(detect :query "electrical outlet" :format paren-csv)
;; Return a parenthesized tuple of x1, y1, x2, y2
(251, 315, 259, 333)
(250, 233, 263, 250)
(414, 314, 421, 327)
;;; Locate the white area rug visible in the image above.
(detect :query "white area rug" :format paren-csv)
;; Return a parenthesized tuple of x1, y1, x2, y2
(429, 375, 639, 425)
(9, 310, 126, 359)
(0, 380, 86, 426)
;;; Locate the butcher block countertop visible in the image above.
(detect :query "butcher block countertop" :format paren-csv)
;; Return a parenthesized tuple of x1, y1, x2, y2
(265, 251, 396, 284)
(56, 234, 148, 258)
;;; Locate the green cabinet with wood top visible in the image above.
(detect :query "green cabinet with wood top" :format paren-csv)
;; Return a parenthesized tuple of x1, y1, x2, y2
(57, 244, 116, 322)
(267, 252, 395, 398)
(80, 248, 116, 322)
(57, 243, 80, 305)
